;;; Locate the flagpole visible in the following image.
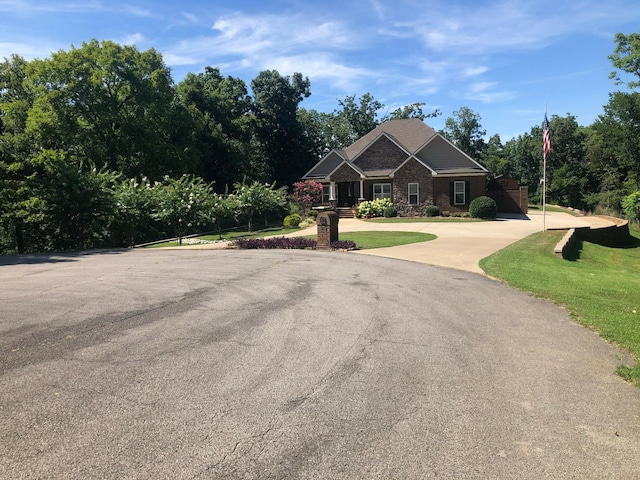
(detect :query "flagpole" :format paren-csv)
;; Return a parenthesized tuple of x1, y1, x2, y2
(543, 104, 547, 232)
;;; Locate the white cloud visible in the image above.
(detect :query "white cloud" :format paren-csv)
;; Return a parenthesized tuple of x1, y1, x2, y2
(465, 81, 516, 103)
(118, 33, 146, 47)
(0, 40, 60, 60)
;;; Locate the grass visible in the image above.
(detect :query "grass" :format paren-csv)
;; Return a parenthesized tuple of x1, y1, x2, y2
(480, 224, 640, 386)
(146, 226, 302, 247)
(364, 217, 483, 223)
(327, 231, 436, 249)
(528, 204, 579, 216)
(149, 227, 435, 250)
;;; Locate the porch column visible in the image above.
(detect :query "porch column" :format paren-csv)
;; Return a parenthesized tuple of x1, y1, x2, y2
(358, 179, 365, 201)
(329, 181, 336, 201)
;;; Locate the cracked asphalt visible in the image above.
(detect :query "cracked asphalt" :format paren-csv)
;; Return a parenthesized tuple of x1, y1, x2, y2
(1, 248, 640, 479)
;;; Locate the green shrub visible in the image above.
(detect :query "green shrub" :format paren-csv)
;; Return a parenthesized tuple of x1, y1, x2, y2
(383, 205, 397, 218)
(283, 213, 302, 228)
(424, 205, 440, 217)
(357, 198, 395, 218)
(469, 196, 497, 219)
(298, 219, 314, 228)
(306, 209, 319, 218)
(441, 210, 450, 217)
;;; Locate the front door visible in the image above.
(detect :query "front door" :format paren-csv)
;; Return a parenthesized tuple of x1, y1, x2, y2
(337, 182, 357, 207)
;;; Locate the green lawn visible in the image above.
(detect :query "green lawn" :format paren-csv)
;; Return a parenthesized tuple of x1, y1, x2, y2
(147, 226, 301, 247)
(364, 217, 483, 223)
(149, 228, 435, 250)
(528, 204, 579, 216)
(480, 225, 640, 386)
(330, 231, 436, 249)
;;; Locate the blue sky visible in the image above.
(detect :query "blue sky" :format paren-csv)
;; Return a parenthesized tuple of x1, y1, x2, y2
(1, 0, 640, 140)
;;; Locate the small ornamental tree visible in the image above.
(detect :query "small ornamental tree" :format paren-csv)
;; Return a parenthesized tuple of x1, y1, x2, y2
(113, 176, 154, 247)
(152, 174, 213, 244)
(290, 180, 323, 212)
(234, 181, 288, 231)
(209, 192, 240, 239)
(622, 191, 640, 224)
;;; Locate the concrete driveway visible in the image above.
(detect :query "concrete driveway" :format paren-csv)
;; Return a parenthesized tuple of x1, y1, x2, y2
(1, 248, 639, 479)
(283, 210, 596, 273)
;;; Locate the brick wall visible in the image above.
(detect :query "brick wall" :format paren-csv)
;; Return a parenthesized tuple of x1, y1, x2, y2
(329, 163, 360, 183)
(352, 136, 406, 171)
(433, 176, 486, 213)
(392, 158, 434, 216)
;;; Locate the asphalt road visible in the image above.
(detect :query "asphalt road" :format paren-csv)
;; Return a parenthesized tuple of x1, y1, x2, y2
(1, 249, 640, 479)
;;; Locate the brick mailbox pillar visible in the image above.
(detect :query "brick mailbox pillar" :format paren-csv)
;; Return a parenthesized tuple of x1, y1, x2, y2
(316, 211, 339, 250)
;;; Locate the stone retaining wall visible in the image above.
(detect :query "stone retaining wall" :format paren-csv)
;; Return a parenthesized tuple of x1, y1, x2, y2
(581, 216, 631, 247)
(554, 216, 632, 259)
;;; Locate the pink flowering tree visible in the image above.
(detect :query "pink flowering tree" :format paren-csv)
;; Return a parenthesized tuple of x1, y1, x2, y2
(290, 180, 323, 212)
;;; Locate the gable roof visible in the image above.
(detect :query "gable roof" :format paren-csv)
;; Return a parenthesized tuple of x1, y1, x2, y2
(415, 135, 487, 174)
(343, 118, 437, 160)
(302, 150, 346, 179)
(302, 118, 487, 180)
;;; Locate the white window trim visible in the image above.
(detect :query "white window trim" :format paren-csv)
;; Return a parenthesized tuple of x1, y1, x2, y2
(454, 181, 465, 205)
(322, 184, 331, 203)
(408, 183, 419, 206)
(373, 183, 391, 200)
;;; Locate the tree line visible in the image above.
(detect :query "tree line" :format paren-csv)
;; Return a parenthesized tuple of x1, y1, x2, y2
(2, 34, 640, 254)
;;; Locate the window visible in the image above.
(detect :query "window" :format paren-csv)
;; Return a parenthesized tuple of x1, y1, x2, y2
(373, 183, 391, 200)
(322, 184, 331, 203)
(408, 183, 419, 205)
(454, 181, 465, 205)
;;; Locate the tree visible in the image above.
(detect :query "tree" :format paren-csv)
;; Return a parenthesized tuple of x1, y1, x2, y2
(209, 192, 240, 239)
(250, 70, 313, 186)
(234, 181, 288, 232)
(589, 91, 640, 206)
(481, 134, 508, 178)
(0, 54, 37, 253)
(609, 32, 640, 89)
(502, 131, 543, 201)
(176, 67, 254, 189)
(152, 175, 213, 244)
(34, 150, 118, 250)
(545, 114, 594, 209)
(337, 93, 383, 141)
(442, 107, 487, 160)
(622, 191, 640, 223)
(381, 102, 441, 122)
(112, 176, 155, 247)
(24, 39, 179, 178)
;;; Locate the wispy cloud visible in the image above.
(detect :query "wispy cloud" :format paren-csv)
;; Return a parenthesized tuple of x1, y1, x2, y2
(117, 33, 147, 47)
(464, 81, 516, 103)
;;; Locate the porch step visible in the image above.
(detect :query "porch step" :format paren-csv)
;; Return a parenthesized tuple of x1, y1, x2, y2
(336, 207, 356, 219)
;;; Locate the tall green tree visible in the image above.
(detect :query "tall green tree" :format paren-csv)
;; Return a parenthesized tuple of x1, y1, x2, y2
(250, 70, 313, 187)
(442, 106, 487, 160)
(609, 32, 640, 89)
(176, 67, 254, 190)
(0, 54, 37, 253)
(545, 115, 594, 209)
(481, 134, 508, 178)
(24, 39, 179, 178)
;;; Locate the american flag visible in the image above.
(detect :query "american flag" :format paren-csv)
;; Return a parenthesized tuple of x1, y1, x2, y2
(543, 113, 551, 161)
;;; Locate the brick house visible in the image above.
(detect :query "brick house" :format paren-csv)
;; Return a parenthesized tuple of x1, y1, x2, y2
(302, 118, 488, 216)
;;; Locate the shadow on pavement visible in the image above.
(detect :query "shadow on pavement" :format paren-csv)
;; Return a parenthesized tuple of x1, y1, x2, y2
(0, 249, 128, 266)
(496, 213, 531, 221)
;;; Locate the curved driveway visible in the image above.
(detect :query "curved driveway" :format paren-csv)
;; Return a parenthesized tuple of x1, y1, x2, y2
(295, 210, 599, 273)
(1, 247, 639, 479)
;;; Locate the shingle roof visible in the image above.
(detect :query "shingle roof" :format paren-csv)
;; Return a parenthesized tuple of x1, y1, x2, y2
(343, 119, 437, 160)
(302, 118, 487, 180)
